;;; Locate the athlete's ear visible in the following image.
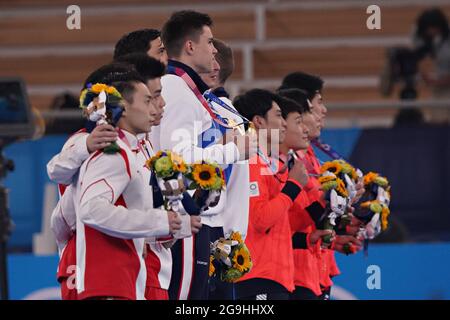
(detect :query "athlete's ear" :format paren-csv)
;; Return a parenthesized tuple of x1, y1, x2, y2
(120, 101, 130, 118)
(252, 115, 266, 130)
(185, 40, 195, 56)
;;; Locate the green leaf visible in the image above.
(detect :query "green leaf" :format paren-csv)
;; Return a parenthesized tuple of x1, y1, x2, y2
(103, 141, 121, 154)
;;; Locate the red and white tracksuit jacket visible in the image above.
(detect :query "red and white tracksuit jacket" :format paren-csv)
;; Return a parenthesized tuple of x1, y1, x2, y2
(48, 129, 174, 299)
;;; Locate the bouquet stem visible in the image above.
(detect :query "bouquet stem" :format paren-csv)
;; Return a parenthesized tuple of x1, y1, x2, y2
(322, 219, 334, 247)
(103, 141, 121, 154)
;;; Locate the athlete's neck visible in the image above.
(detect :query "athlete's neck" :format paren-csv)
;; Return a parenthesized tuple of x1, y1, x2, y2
(254, 128, 273, 157)
(170, 56, 202, 75)
(279, 144, 289, 156)
(117, 122, 140, 137)
(168, 59, 210, 93)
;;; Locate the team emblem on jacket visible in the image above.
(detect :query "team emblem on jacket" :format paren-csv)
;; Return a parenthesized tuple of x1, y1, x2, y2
(249, 182, 259, 197)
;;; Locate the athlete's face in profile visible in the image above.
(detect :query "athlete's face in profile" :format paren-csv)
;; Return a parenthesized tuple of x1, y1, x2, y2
(302, 110, 320, 140)
(122, 82, 157, 134)
(145, 78, 165, 126)
(259, 101, 287, 146)
(199, 58, 220, 88)
(309, 93, 327, 129)
(147, 36, 168, 66)
(190, 26, 217, 74)
(283, 111, 310, 151)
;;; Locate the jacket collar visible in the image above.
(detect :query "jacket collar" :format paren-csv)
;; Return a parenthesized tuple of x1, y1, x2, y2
(212, 87, 229, 99)
(168, 59, 210, 93)
(119, 128, 140, 151)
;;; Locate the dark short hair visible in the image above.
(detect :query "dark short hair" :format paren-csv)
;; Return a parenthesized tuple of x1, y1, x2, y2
(115, 53, 166, 82)
(82, 63, 145, 103)
(277, 88, 311, 115)
(279, 72, 324, 101)
(276, 96, 302, 119)
(415, 8, 449, 41)
(213, 38, 234, 84)
(113, 29, 161, 59)
(233, 89, 282, 121)
(111, 80, 144, 104)
(83, 63, 143, 89)
(161, 10, 213, 58)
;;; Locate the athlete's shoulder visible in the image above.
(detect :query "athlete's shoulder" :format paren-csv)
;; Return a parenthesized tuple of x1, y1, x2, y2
(80, 140, 136, 180)
(161, 74, 188, 89)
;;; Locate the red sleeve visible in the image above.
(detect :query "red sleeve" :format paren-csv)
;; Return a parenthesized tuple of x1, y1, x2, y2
(289, 192, 315, 232)
(289, 175, 332, 231)
(306, 178, 326, 207)
(248, 161, 298, 234)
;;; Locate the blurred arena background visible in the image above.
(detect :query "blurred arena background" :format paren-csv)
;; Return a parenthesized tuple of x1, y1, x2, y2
(0, 0, 449, 299)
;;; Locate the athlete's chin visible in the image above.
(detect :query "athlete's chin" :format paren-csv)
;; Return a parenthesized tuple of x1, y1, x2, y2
(143, 124, 153, 132)
(299, 141, 310, 150)
(277, 135, 286, 145)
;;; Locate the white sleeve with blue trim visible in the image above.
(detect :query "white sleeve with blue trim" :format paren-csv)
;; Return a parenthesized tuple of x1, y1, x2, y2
(154, 75, 240, 165)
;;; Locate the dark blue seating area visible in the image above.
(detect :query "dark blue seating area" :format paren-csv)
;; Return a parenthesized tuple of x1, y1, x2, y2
(350, 125, 450, 242)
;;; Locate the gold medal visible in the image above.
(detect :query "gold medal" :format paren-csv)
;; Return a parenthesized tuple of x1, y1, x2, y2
(247, 121, 256, 136)
(227, 118, 246, 136)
